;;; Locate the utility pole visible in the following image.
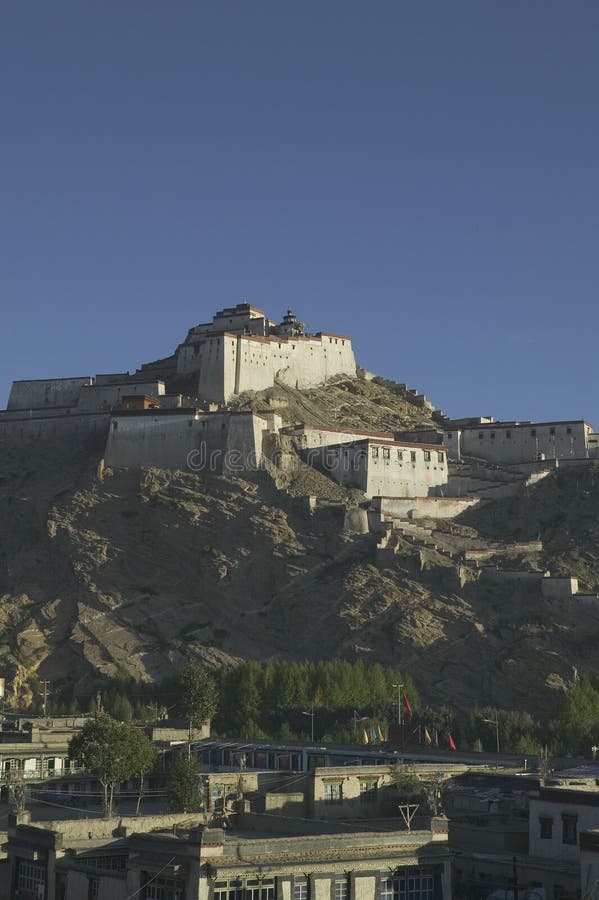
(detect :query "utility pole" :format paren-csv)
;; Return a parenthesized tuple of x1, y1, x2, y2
(392, 683, 404, 725)
(40, 681, 51, 717)
(483, 715, 500, 754)
(302, 705, 315, 742)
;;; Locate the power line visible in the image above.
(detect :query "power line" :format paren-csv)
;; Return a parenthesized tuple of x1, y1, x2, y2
(122, 857, 177, 900)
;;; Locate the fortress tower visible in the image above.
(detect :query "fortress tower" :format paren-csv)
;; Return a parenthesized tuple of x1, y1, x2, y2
(175, 303, 357, 404)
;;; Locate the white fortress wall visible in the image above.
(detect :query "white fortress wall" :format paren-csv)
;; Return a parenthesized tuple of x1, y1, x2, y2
(308, 440, 448, 499)
(179, 332, 356, 403)
(223, 412, 269, 474)
(286, 424, 395, 451)
(459, 421, 591, 464)
(104, 411, 202, 470)
(309, 443, 369, 493)
(8, 377, 94, 410)
(78, 380, 165, 410)
(374, 496, 480, 519)
(442, 429, 462, 461)
(104, 411, 268, 473)
(0, 411, 110, 443)
(365, 442, 448, 498)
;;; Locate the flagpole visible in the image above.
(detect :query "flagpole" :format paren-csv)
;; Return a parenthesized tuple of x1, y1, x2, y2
(392, 682, 403, 725)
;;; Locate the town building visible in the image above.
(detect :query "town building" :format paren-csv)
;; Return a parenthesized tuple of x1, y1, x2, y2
(0, 715, 86, 784)
(5, 814, 451, 900)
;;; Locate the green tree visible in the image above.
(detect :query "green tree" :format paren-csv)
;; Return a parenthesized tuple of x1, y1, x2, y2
(175, 665, 219, 753)
(127, 726, 159, 816)
(68, 713, 156, 817)
(112, 695, 134, 722)
(393, 762, 423, 803)
(167, 753, 204, 813)
(551, 679, 599, 754)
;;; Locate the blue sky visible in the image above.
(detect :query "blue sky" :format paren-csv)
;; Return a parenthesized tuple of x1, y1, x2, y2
(1, 2, 598, 422)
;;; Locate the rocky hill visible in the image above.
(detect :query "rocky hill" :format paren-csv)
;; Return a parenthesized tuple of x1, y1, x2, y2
(1, 376, 599, 717)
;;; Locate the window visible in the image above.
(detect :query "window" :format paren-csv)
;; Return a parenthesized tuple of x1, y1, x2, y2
(490, 432, 495, 439)
(423, 450, 431, 462)
(246, 879, 275, 900)
(293, 877, 310, 900)
(335, 876, 349, 900)
(214, 880, 244, 900)
(379, 869, 433, 900)
(383, 447, 390, 460)
(562, 814, 577, 845)
(359, 779, 378, 803)
(531, 429, 537, 437)
(145, 874, 186, 900)
(372, 447, 379, 459)
(88, 878, 100, 900)
(506, 431, 511, 439)
(478, 432, 484, 440)
(447, 433, 453, 439)
(323, 780, 343, 804)
(79, 855, 127, 872)
(17, 860, 46, 894)
(437, 451, 444, 463)
(410, 451, 416, 463)
(566, 427, 572, 434)
(539, 817, 553, 839)
(550, 427, 556, 436)
(397, 450, 404, 461)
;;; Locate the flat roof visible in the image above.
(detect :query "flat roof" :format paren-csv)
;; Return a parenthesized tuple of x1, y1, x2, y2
(215, 303, 266, 317)
(283, 424, 395, 439)
(323, 438, 447, 452)
(11, 376, 93, 384)
(110, 409, 262, 418)
(451, 419, 592, 431)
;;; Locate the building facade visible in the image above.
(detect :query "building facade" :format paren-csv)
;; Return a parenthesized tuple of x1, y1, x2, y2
(306, 439, 448, 499)
(444, 419, 598, 464)
(175, 304, 356, 404)
(6, 818, 451, 900)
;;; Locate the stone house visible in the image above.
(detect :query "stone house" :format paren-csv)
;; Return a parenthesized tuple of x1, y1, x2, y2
(5, 815, 451, 900)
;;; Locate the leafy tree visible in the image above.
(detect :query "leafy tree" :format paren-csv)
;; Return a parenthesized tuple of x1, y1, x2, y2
(127, 726, 159, 816)
(393, 762, 423, 803)
(175, 665, 219, 753)
(167, 753, 204, 813)
(550, 679, 599, 754)
(112, 695, 134, 722)
(68, 713, 157, 817)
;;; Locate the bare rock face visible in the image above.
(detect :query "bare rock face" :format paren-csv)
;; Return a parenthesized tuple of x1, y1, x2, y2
(1, 379, 599, 716)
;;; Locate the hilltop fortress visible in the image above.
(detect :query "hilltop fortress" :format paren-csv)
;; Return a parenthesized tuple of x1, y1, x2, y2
(3, 302, 599, 507)
(173, 303, 356, 403)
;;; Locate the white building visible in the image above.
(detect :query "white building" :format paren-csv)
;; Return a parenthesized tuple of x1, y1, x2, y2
(444, 419, 598, 464)
(175, 303, 357, 404)
(104, 409, 282, 474)
(527, 780, 599, 899)
(308, 438, 448, 499)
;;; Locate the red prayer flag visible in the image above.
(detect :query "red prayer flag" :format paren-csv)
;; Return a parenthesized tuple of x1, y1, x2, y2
(402, 692, 413, 719)
(448, 732, 457, 751)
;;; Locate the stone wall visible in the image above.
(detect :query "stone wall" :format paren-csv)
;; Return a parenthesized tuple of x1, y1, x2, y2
(458, 421, 591, 464)
(8, 377, 94, 410)
(0, 411, 110, 443)
(78, 380, 165, 410)
(104, 410, 273, 474)
(374, 496, 480, 520)
(309, 441, 448, 499)
(177, 331, 356, 403)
